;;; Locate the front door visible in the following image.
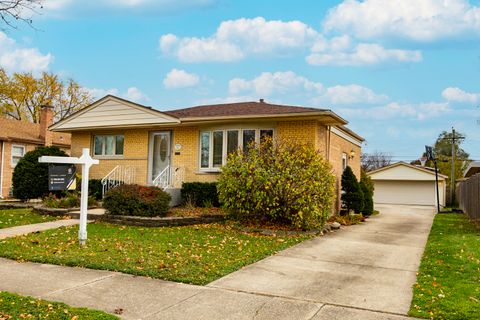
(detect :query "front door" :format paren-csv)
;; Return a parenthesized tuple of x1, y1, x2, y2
(149, 131, 171, 185)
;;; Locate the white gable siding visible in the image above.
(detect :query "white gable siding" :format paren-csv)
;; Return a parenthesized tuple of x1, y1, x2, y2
(59, 100, 178, 129)
(369, 165, 444, 181)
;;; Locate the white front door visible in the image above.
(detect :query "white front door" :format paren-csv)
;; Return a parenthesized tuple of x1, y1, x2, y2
(149, 131, 171, 185)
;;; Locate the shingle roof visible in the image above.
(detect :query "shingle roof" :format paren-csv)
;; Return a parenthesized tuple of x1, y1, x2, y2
(0, 117, 70, 146)
(165, 101, 326, 118)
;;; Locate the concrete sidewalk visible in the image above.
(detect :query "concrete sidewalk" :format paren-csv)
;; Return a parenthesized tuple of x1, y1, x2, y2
(0, 204, 431, 319)
(0, 258, 413, 320)
(0, 219, 80, 240)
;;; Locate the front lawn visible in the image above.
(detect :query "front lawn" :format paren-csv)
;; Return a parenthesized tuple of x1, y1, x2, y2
(0, 222, 310, 285)
(0, 291, 117, 319)
(0, 208, 59, 229)
(410, 213, 480, 319)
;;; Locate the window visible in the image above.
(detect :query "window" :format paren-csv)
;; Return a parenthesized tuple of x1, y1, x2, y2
(93, 135, 124, 156)
(200, 132, 210, 168)
(11, 145, 25, 167)
(342, 152, 348, 170)
(242, 130, 256, 152)
(199, 128, 274, 171)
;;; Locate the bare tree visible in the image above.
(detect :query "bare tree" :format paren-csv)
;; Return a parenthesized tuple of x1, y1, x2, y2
(361, 151, 393, 172)
(0, 0, 42, 29)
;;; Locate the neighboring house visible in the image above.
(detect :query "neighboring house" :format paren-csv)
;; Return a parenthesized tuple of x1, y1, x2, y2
(0, 106, 71, 198)
(368, 162, 447, 207)
(463, 161, 480, 178)
(50, 95, 363, 210)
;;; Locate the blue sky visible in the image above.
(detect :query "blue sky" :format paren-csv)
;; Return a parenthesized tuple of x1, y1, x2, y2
(1, 0, 480, 161)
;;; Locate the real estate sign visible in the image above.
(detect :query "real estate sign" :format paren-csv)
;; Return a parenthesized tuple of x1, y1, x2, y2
(48, 164, 76, 191)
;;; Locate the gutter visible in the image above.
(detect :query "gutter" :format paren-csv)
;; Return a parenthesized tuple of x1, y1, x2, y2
(0, 141, 4, 199)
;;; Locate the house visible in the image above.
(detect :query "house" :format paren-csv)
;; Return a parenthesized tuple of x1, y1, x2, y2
(463, 161, 480, 178)
(0, 106, 71, 198)
(49, 95, 364, 210)
(367, 162, 447, 207)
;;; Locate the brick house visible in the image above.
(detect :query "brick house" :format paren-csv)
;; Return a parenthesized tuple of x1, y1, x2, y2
(0, 106, 71, 198)
(50, 95, 363, 211)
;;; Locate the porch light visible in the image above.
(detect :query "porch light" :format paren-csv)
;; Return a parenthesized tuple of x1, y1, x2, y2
(349, 150, 356, 159)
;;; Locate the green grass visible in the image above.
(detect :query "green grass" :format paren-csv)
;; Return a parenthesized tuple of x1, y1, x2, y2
(0, 222, 310, 285)
(0, 208, 59, 229)
(410, 213, 480, 319)
(0, 291, 117, 319)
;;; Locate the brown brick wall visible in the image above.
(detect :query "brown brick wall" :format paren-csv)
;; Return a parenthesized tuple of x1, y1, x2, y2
(68, 122, 362, 215)
(1, 142, 43, 198)
(329, 131, 362, 212)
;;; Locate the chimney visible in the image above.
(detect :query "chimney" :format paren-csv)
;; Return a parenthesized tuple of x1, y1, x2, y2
(39, 105, 54, 146)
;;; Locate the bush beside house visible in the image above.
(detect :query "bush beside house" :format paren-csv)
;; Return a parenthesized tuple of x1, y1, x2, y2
(341, 166, 364, 214)
(217, 139, 335, 230)
(103, 184, 171, 217)
(360, 172, 374, 216)
(181, 182, 219, 207)
(12, 146, 68, 200)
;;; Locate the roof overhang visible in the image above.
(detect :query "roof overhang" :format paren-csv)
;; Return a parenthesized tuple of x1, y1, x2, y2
(367, 161, 448, 180)
(463, 161, 480, 178)
(50, 95, 181, 132)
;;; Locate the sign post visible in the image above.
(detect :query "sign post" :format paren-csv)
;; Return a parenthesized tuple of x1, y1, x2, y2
(39, 148, 99, 245)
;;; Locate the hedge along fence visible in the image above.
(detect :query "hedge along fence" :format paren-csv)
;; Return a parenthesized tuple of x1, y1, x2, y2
(457, 173, 480, 222)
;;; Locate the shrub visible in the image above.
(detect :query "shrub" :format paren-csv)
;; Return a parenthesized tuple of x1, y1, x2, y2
(217, 139, 335, 230)
(103, 184, 171, 217)
(43, 192, 97, 208)
(75, 177, 104, 200)
(181, 182, 219, 207)
(360, 174, 374, 216)
(341, 166, 364, 214)
(12, 146, 68, 200)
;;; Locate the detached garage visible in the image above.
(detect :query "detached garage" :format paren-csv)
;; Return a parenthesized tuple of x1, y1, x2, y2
(367, 162, 447, 207)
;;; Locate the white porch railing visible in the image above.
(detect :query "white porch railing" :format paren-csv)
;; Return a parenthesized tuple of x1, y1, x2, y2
(101, 165, 136, 198)
(152, 165, 171, 190)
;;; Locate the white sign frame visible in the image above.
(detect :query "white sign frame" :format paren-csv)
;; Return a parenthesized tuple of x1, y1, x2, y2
(39, 148, 99, 245)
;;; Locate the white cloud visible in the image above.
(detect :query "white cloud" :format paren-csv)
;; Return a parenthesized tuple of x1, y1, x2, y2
(86, 86, 149, 103)
(228, 71, 387, 106)
(307, 36, 422, 66)
(159, 17, 318, 62)
(229, 71, 323, 97)
(163, 68, 200, 89)
(315, 84, 388, 105)
(0, 32, 53, 75)
(339, 102, 451, 120)
(323, 0, 480, 42)
(442, 87, 480, 104)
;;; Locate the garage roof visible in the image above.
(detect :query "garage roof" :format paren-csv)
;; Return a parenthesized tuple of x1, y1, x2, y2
(367, 162, 447, 181)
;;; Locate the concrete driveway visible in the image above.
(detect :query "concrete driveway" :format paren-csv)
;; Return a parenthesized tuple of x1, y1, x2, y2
(208, 204, 436, 318)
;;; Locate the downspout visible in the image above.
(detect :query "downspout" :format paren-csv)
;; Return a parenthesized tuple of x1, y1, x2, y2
(0, 141, 4, 199)
(326, 126, 331, 161)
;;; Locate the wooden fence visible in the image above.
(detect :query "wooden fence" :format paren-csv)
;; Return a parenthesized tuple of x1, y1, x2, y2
(457, 173, 480, 221)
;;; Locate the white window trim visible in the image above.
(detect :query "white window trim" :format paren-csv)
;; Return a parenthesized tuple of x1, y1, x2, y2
(11, 145, 25, 168)
(93, 134, 125, 159)
(342, 152, 348, 170)
(199, 128, 275, 172)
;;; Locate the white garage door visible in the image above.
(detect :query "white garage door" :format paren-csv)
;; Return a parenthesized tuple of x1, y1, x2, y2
(373, 180, 436, 206)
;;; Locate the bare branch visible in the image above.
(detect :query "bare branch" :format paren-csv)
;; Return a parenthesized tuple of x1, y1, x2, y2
(361, 151, 393, 172)
(0, 0, 43, 30)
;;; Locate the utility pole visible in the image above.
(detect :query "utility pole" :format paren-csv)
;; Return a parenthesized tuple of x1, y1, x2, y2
(451, 127, 456, 205)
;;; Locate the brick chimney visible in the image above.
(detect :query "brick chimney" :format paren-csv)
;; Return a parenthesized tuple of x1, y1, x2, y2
(39, 105, 54, 146)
